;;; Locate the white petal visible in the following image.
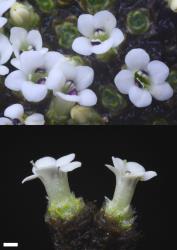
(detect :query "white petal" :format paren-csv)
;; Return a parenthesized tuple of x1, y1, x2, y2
(5, 70, 26, 91)
(0, 0, 16, 15)
(20, 51, 44, 75)
(0, 117, 13, 125)
(44, 52, 66, 71)
(75, 66, 94, 91)
(78, 14, 94, 38)
(147, 60, 169, 85)
(94, 10, 117, 34)
(10, 27, 27, 54)
(11, 58, 21, 69)
(126, 162, 145, 176)
(150, 82, 173, 101)
(60, 162, 82, 172)
(56, 153, 75, 167)
(21, 81, 48, 102)
(24, 113, 45, 125)
(125, 48, 150, 71)
(141, 171, 157, 181)
(4, 104, 24, 119)
(129, 86, 152, 108)
(22, 174, 38, 184)
(115, 70, 135, 94)
(35, 157, 56, 170)
(92, 38, 113, 54)
(0, 33, 13, 64)
(105, 164, 118, 175)
(72, 37, 92, 56)
(0, 17, 7, 28)
(59, 62, 76, 80)
(46, 68, 65, 91)
(112, 157, 125, 171)
(0, 65, 9, 75)
(55, 92, 80, 103)
(27, 30, 43, 50)
(111, 28, 125, 47)
(78, 89, 97, 106)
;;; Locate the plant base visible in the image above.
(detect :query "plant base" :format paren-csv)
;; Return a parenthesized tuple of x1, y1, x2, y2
(46, 203, 139, 250)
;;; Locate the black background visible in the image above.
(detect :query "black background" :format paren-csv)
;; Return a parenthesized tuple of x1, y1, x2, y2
(0, 127, 174, 250)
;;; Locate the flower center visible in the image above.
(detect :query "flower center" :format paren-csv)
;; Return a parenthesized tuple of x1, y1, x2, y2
(91, 28, 108, 46)
(30, 68, 48, 84)
(20, 42, 35, 53)
(134, 70, 150, 89)
(62, 80, 78, 95)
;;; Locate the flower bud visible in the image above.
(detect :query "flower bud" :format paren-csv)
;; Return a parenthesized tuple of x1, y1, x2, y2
(167, 0, 177, 12)
(10, 2, 39, 29)
(71, 105, 104, 125)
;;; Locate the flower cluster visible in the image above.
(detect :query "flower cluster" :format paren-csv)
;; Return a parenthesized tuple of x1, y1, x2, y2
(0, 3, 175, 125)
(22, 154, 157, 226)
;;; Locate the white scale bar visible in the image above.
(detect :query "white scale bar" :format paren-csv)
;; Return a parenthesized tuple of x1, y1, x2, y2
(3, 243, 18, 247)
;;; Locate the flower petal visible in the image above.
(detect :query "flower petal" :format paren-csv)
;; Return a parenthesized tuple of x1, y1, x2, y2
(78, 89, 97, 106)
(78, 14, 94, 38)
(11, 58, 21, 69)
(20, 51, 44, 75)
(125, 48, 150, 71)
(0, 17, 7, 28)
(21, 81, 48, 102)
(0, 0, 16, 15)
(75, 66, 94, 91)
(59, 62, 76, 80)
(150, 82, 173, 101)
(44, 51, 66, 71)
(72, 37, 92, 56)
(147, 60, 169, 85)
(27, 30, 43, 50)
(105, 164, 118, 175)
(141, 171, 157, 181)
(115, 70, 135, 94)
(0, 117, 13, 125)
(10, 27, 27, 56)
(94, 10, 117, 34)
(4, 104, 24, 119)
(111, 28, 125, 47)
(35, 157, 56, 170)
(0, 65, 9, 75)
(5, 70, 26, 91)
(24, 113, 45, 125)
(55, 92, 80, 103)
(46, 68, 65, 91)
(92, 38, 113, 54)
(22, 174, 38, 184)
(129, 86, 152, 108)
(126, 162, 145, 176)
(60, 162, 82, 172)
(56, 153, 75, 167)
(0, 33, 13, 64)
(112, 157, 125, 171)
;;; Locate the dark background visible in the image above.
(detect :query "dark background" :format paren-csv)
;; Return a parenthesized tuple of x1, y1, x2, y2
(0, 127, 173, 250)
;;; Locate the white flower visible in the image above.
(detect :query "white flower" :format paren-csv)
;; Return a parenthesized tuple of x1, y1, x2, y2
(105, 156, 157, 215)
(5, 51, 67, 102)
(22, 154, 82, 203)
(0, 33, 13, 75)
(114, 48, 173, 108)
(72, 10, 124, 56)
(0, 0, 16, 28)
(10, 27, 48, 68)
(0, 103, 45, 125)
(54, 61, 97, 107)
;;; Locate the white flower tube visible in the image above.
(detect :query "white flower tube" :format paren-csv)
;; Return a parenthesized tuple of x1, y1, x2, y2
(105, 157, 157, 228)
